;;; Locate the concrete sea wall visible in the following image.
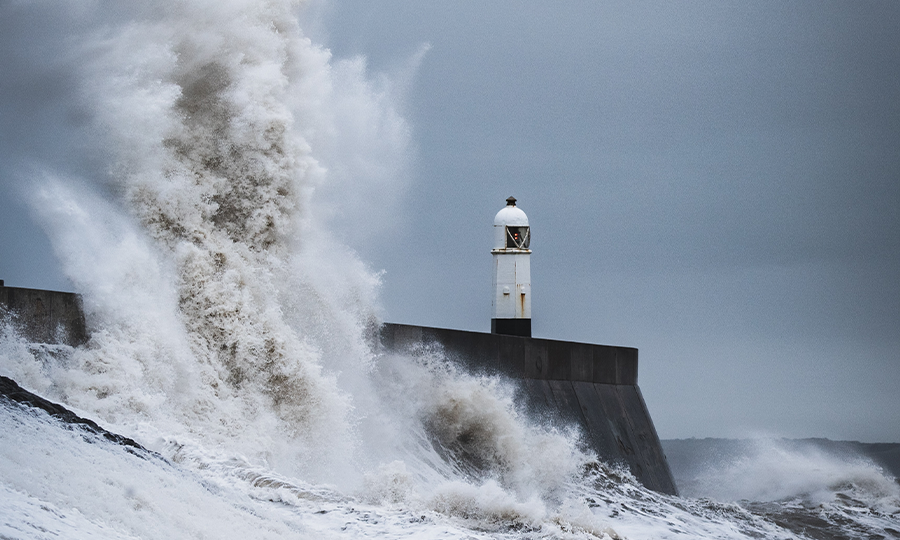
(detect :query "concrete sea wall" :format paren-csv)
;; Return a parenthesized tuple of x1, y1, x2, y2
(0, 283, 678, 494)
(380, 323, 678, 495)
(0, 283, 87, 346)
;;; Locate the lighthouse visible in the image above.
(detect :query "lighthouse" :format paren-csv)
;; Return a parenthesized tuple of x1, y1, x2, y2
(491, 196, 532, 337)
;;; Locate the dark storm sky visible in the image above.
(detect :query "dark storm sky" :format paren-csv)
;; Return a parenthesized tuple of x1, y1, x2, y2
(2, 1, 898, 441)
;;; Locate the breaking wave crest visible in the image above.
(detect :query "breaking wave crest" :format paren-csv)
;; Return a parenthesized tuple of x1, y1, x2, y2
(19, 0, 366, 480)
(676, 438, 899, 504)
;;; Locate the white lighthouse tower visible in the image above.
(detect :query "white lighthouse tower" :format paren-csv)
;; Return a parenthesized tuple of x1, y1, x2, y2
(491, 196, 532, 337)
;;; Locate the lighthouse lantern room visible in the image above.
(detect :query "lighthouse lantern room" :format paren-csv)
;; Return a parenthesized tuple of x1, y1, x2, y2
(491, 196, 532, 337)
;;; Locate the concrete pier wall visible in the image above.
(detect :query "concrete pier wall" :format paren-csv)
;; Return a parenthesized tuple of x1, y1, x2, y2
(381, 323, 678, 495)
(0, 284, 677, 494)
(0, 284, 87, 346)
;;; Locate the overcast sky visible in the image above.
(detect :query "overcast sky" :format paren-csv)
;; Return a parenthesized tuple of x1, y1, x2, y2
(2, 1, 899, 442)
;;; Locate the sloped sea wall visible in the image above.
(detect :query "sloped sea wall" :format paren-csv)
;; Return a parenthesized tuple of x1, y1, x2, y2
(380, 323, 678, 495)
(0, 283, 677, 494)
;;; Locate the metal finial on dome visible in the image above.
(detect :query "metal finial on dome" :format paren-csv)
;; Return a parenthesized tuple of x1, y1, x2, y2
(506, 196, 517, 206)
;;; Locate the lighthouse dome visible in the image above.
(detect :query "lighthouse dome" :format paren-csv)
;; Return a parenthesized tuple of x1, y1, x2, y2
(493, 197, 530, 249)
(493, 197, 529, 227)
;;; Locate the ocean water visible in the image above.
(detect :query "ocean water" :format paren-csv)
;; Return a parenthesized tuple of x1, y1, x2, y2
(2, 1, 899, 538)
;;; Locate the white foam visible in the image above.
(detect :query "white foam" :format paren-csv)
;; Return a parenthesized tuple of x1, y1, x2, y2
(681, 438, 900, 504)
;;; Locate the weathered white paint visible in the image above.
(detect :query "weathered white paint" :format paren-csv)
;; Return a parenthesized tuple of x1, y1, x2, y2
(491, 198, 531, 320)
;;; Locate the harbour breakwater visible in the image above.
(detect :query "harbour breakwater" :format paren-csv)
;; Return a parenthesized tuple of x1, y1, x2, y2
(381, 323, 678, 495)
(0, 282, 87, 346)
(1, 282, 678, 495)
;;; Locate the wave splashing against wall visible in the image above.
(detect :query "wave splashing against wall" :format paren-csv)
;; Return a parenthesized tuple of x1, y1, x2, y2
(12, 0, 406, 482)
